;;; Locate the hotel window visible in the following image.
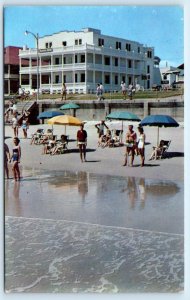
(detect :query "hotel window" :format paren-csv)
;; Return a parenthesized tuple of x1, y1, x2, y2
(105, 75, 110, 84)
(116, 41, 121, 49)
(147, 50, 152, 58)
(75, 55, 78, 63)
(55, 58, 59, 65)
(128, 60, 132, 68)
(138, 47, 140, 53)
(147, 65, 150, 73)
(45, 42, 52, 48)
(81, 73, 85, 82)
(126, 43, 131, 51)
(55, 75, 59, 84)
(75, 39, 82, 45)
(104, 56, 110, 65)
(115, 75, 118, 85)
(62, 41, 67, 46)
(81, 55, 85, 63)
(75, 74, 78, 82)
(115, 57, 118, 66)
(98, 38, 104, 46)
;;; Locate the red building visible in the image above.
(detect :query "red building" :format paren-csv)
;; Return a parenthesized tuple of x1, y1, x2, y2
(4, 46, 22, 95)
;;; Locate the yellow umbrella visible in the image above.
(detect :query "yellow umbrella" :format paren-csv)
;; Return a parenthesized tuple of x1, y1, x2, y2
(48, 114, 83, 134)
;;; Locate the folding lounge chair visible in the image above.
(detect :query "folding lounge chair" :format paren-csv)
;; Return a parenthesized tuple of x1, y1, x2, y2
(155, 140, 171, 159)
(50, 141, 68, 155)
(31, 128, 44, 144)
(109, 130, 121, 147)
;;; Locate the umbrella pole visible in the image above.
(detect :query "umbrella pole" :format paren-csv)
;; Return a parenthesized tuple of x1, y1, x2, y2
(64, 125, 66, 135)
(121, 120, 123, 143)
(157, 127, 159, 146)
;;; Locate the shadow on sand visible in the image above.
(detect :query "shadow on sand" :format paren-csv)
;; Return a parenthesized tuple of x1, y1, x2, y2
(164, 151, 184, 159)
(67, 148, 96, 154)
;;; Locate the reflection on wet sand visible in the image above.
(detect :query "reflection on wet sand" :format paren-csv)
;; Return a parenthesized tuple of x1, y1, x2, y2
(4, 168, 184, 293)
(5, 169, 183, 234)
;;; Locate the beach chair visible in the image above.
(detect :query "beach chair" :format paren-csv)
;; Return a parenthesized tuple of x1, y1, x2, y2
(50, 135, 69, 155)
(109, 130, 122, 147)
(152, 140, 171, 159)
(31, 128, 44, 145)
(38, 129, 54, 144)
(157, 140, 171, 159)
(50, 141, 68, 155)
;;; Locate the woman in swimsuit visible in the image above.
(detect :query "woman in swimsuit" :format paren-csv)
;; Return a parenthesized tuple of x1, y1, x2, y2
(22, 117, 29, 138)
(11, 137, 21, 181)
(137, 126, 146, 167)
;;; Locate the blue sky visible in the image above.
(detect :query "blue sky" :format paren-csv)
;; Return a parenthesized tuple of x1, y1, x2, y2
(4, 5, 184, 67)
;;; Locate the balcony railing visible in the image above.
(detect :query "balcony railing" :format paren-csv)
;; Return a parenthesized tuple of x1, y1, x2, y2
(19, 44, 148, 60)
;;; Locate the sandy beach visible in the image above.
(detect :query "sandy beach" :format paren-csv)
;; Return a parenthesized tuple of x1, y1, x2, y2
(5, 120, 184, 182)
(4, 120, 184, 293)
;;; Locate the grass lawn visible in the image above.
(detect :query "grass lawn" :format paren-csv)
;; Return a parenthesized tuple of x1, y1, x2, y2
(6, 88, 183, 102)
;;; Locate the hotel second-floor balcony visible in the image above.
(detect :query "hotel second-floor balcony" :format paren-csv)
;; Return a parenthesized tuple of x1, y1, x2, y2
(20, 63, 144, 77)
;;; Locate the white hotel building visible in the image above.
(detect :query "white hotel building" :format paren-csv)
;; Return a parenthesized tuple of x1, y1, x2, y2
(19, 28, 156, 94)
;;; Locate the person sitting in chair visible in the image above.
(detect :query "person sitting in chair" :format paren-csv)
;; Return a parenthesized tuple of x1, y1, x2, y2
(149, 140, 165, 160)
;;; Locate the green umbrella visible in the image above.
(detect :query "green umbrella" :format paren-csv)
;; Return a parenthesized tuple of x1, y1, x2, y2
(106, 111, 141, 122)
(60, 103, 80, 110)
(60, 103, 80, 117)
(106, 111, 141, 142)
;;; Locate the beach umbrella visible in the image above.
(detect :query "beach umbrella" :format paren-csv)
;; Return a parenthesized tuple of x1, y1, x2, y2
(48, 114, 83, 134)
(139, 114, 179, 145)
(37, 110, 64, 119)
(106, 111, 141, 142)
(60, 103, 80, 110)
(106, 111, 141, 122)
(60, 103, 80, 116)
(37, 110, 65, 130)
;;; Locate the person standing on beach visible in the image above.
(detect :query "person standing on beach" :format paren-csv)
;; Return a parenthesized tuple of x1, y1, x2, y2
(12, 114, 19, 137)
(95, 120, 109, 139)
(4, 142, 11, 179)
(10, 137, 21, 181)
(22, 116, 29, 139)
(137, 126, 146, 167)
(77, 124, 87, 162)
(123, 125, 137, 167)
